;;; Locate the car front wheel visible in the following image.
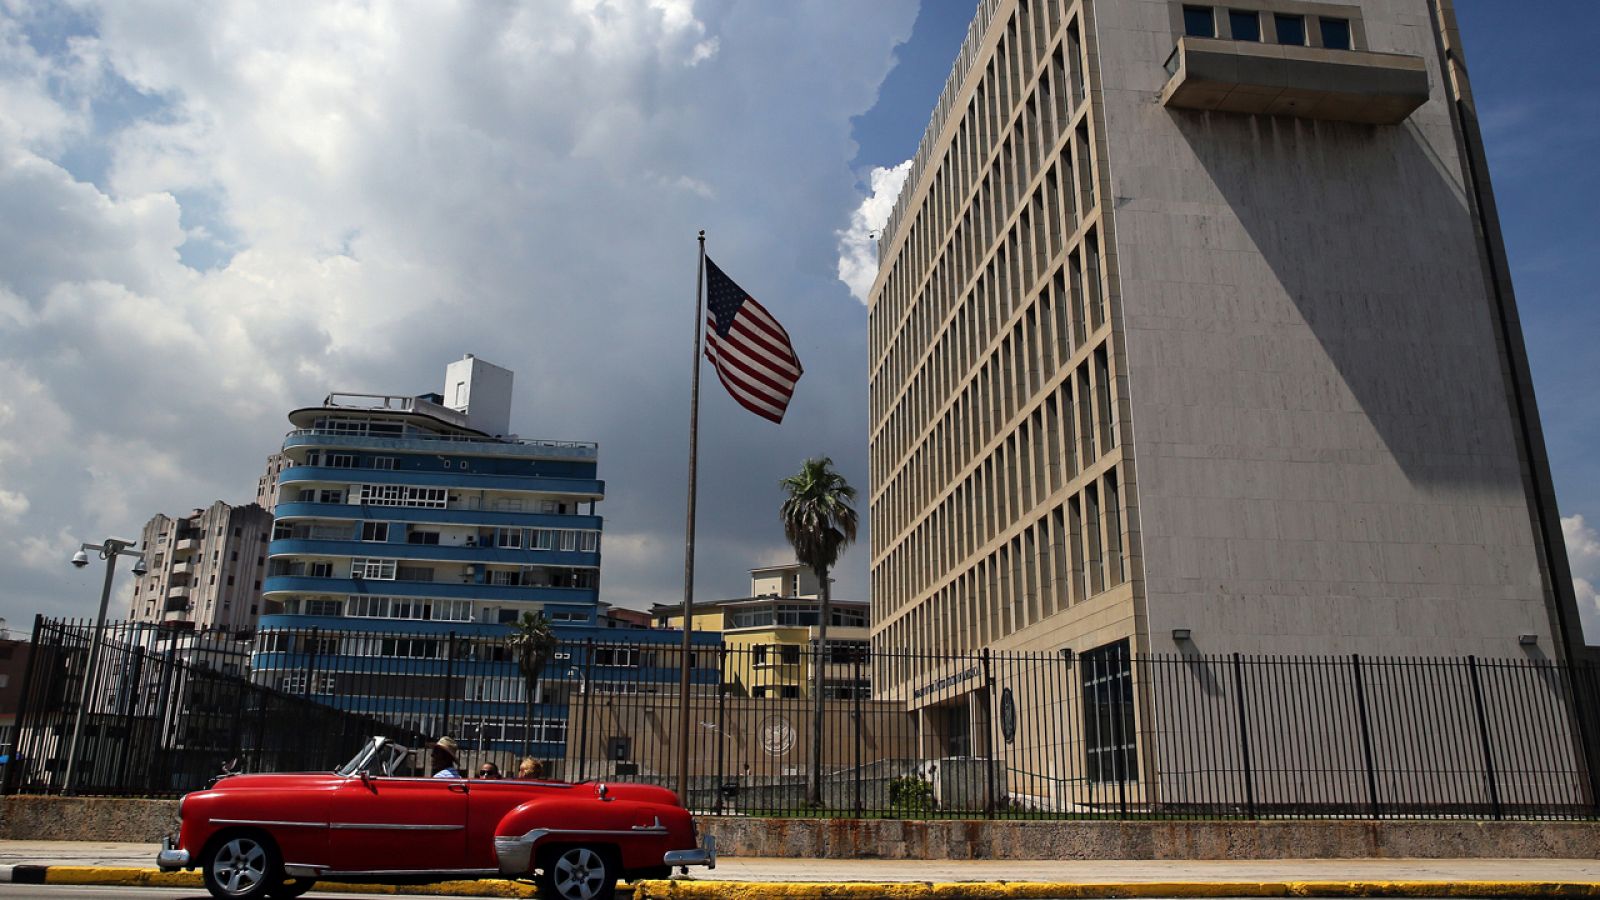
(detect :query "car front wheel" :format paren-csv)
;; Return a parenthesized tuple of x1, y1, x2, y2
(539, 845, 617, 900)
(202, 832, 281, 900)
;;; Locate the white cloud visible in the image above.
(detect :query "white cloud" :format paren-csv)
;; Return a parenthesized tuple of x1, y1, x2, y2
(836, 158, 911, 304)
(0, 0, 915, 625)
(1562, 514, 1600, 644)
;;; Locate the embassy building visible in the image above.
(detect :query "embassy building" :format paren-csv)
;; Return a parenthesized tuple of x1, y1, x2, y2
(867, 0, 1582, 691)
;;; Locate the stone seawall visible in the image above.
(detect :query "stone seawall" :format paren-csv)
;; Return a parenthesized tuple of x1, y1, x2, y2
(4, 795, 1597, 859)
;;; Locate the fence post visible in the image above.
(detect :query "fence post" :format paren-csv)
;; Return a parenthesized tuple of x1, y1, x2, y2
(714, 648, 727, 815)
(303, 627, 320, 698)
(1465, 655, 1503, 820)
(1350, 654, 1381, 818)
(576, 638, 594, 783)
(443, 632, 456, 741)
(982, 648, 997, 816)
(2, 615, 46, 795)
(116, 648, 145, 790)
(854, 651, 864, 817)
(1230, 653, 1256, 819)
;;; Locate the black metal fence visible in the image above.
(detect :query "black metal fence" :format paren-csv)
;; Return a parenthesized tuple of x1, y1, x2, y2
(3, 617, 428, 796)
(6, 618, 1598, 822)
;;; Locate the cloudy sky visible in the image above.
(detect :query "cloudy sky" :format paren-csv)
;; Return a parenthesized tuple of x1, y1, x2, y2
(2, 1, 1596, 644)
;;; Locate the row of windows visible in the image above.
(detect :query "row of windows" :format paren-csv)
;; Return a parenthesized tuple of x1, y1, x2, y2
(294, 486, 583, 516)
(270, 559, 598, 590)
(726, 605, 869, 629)
(1183, 4, 1353, 50)
(276, 521, 599, 553)
(876, 467, 1129, 684)
(876, 0, 1088, 406)
(871, 241, 1113, 556)
(874, 345, 1118, 618)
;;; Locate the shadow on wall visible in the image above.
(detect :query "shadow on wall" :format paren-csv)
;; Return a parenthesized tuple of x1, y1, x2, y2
(1167, 109, 1521, 491)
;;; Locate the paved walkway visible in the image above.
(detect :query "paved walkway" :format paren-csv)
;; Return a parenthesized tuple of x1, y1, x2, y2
(3, 841, 1600, 883)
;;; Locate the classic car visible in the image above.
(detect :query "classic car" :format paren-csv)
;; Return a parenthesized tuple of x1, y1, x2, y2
(156, 736, 715, 900)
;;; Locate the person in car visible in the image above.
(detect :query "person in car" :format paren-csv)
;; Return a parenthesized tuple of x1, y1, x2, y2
(477, 762, 503, 779)
(516, 757, 544, 780)
(430, 737, 464, 778)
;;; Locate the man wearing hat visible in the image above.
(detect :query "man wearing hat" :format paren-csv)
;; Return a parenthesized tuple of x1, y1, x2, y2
(430, 737, 464, 778)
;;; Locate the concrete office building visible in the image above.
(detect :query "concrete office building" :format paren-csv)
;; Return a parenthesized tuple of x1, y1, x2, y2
(129, 501, 275, 636)
(867, 0, 1580, 686)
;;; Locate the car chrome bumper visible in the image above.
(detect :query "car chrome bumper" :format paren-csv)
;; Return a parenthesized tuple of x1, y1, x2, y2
(664, 834, 716, 870)
(156, 836, 190, 871)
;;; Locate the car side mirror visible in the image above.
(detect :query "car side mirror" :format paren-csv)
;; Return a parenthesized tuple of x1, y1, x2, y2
(361, 769, 373, 790)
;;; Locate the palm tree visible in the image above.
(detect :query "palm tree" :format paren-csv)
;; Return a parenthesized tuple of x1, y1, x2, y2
(778, 456, 859, 807)
(508, 610, 559, 759)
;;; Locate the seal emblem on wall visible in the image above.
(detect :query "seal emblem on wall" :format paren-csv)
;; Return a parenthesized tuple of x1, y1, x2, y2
(1000, 687, 1017, 744)
(759, 715, 796, 756)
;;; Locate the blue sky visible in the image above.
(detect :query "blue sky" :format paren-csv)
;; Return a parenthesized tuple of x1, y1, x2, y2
(0, 0, 1594, 641)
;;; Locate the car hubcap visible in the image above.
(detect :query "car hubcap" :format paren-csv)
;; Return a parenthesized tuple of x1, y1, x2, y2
(214, 838, 268, 896)
(552, 848, 606, 900)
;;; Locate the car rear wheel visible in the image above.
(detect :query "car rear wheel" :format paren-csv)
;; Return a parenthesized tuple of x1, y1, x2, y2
(539, 845, 617, 900)
(202, 832, 281, 900)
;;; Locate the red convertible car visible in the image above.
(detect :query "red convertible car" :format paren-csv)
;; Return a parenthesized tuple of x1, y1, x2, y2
(156, 736, 715, 900)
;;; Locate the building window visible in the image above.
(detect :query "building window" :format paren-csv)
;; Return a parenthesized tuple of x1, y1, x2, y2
(1319, 16, 1351, 50)
(408, 530, 441, 545)
(372, 456, 396, 470)
(1182, 5, 1214, 37)
(1082, 639, 1138, 783)
(318, 489, 344, 504)
(306, 597, 343, 616)
(497, 529, 522, 549)
(351, 558, 397, 580)
(327, 453, 356, 468)
(227, 575, 235, 586)
(1274, 13, 1305, 45)
(361, 522, 390, 542)
(1228, 9, 1259, 41)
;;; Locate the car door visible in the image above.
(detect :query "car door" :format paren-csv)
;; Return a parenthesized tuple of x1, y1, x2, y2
(327, 775, 470, 874)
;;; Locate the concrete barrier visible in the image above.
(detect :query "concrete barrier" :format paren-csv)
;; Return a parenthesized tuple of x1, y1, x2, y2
(3, 795, 1597, 859)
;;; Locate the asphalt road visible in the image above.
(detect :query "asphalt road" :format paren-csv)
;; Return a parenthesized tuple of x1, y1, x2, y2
(0, 887, 444, 900)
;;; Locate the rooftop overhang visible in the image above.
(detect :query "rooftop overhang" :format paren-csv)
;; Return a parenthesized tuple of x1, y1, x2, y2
(1160, 36, 1429, 125)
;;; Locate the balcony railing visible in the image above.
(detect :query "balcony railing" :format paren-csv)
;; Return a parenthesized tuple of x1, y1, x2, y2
(283, 428, 598, 460)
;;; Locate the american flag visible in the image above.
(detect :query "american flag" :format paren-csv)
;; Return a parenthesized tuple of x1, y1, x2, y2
(703, 257, 803, 424)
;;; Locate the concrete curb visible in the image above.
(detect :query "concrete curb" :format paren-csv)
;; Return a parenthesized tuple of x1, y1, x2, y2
(2, 868, 1599, 899)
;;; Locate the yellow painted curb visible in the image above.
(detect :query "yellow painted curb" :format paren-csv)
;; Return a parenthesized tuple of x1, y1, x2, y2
(29, 870, 1600, 900)
(629, 880, 1600, 900)
(33, 866, 652, 897)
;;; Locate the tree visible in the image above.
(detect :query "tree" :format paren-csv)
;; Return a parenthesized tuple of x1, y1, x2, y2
(778, 456, 859, 807)
(509, 610, 559, 759)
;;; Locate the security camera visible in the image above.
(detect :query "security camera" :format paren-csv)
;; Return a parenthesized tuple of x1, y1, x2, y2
(71, 549, 89, 569)
(132, 558, 149, 577)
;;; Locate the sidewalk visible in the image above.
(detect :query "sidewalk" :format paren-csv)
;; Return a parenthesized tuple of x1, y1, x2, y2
(2, 841, 1598, 898)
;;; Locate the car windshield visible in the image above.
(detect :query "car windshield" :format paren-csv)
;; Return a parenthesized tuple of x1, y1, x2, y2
(334, 737, 415, 777)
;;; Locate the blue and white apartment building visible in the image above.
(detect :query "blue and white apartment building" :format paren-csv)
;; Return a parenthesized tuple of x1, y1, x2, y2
(252, 355, 717, 759)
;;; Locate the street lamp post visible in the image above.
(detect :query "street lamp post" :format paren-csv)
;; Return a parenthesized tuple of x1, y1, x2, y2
(63, 537, 146, 794)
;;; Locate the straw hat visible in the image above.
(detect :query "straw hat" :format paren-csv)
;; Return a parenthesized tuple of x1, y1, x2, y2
(432, 736, 460, 761)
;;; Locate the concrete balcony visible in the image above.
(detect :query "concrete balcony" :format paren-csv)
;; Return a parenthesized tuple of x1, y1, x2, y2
(170, 560, 195, 576)
(173, 538, 201, 556)
(1161, 36, 1429, 125)
(167, 585, 191, 600)
(163, 597, 191, 613)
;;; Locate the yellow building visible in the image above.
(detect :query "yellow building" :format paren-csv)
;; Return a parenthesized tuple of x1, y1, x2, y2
(653, 564, 871, 700)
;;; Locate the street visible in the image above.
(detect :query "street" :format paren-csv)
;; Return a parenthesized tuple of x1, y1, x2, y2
(0, 888, 438, 900)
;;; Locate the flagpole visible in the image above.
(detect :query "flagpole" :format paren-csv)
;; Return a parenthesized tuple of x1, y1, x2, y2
(676, 230, 706, 802)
